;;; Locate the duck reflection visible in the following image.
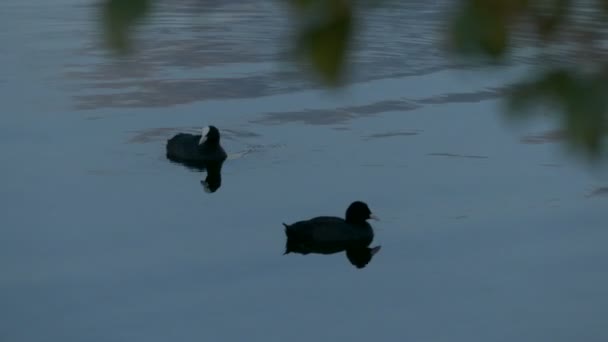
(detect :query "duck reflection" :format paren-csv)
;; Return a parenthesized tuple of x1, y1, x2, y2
(282, 201, 381, 269)
(198, 160, 224, 193)
(166, 125, 227, 193)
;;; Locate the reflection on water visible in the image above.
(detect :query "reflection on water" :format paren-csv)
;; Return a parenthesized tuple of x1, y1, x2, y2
(166, 157, 225, 193)
(199, 160, 223, 193)
(363, 130, 422, 140)
(2, 0, 608, 341)
(521, 129, 566, 145)
(65, 0, 463, 111)
(427, 152, 489, 159)
(586, 186, 608, 198)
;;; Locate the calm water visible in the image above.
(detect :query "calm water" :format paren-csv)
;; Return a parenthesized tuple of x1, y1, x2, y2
(1, 1, 607, 341)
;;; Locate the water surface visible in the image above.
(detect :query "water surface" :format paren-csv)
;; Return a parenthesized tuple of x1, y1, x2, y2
(1, 1, 607, 341)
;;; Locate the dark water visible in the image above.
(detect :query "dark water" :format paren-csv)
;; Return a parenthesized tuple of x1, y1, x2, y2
(1, 1, 608, 341)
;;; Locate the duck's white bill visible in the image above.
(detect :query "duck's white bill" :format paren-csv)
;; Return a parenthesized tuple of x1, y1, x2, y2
(369, 214, 380, 221)
(199, 126, 210, 145)
(370, 246, 381, 255)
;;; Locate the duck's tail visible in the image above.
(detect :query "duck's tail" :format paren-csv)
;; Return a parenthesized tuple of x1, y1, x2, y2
(282, 223, 294, 254)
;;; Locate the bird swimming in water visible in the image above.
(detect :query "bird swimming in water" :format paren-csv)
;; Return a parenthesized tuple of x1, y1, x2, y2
(166, 125, 227, 193)
(166, 125, 227, 166)
(282, 201, 381, 268)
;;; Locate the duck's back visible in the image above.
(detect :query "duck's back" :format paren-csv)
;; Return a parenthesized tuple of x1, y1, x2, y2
(166, 133, 201, 161)
(166, 133, 227, 164)
(285, 216, 373, 254)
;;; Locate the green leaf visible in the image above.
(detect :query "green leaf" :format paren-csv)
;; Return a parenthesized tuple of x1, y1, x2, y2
(294, 0, 353, 86)
(101, 0, 152, 54)
(288, 0, 317, 11)
(507, 69, 608, 159)
(450, 1, 507, 59)
(533, 0, 571, 40)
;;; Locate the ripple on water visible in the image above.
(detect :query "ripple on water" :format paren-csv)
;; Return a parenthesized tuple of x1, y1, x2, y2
(63, 0, 458, 111)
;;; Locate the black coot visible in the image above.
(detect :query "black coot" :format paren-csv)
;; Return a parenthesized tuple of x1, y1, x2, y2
(166, 125, 227, 193)
(166, 125, 227, 166)
(282, 201, 381, 268)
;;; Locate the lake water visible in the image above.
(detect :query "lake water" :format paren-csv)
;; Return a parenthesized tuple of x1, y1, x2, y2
(1, 1, 607, 341)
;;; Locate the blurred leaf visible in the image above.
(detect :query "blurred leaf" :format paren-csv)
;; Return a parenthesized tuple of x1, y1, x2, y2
(598, 0, 608, 13)
(507, 69, 608, 158)
(288, 0, 382, 12)
(562, 78, 607, 157)
(473, 0, 530, 18)
(507, 69, 576, 111)
(288, 0, 317, 11)
(294, 0, 353, 86)
(450, 0, 509, 59)
(532, 0, 571, 40)
(101, 0, 152, 54)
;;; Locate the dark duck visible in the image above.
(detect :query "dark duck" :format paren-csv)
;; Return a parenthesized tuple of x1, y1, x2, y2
(282, 201, 381, 269)
(166, 125, 227, 193)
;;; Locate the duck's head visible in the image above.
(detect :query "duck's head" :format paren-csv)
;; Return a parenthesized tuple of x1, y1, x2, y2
(198, 125, 221, 145)
(345, 201, 379, 224)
